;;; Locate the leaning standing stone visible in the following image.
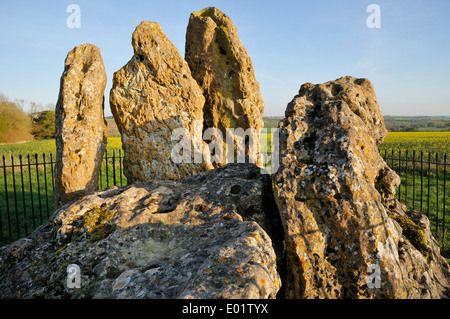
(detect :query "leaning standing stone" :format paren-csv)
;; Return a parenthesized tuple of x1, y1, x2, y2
(273, 76, 450, 298)
(54, 44, 107, 210)
(110, 21, 207, 183)
(185, 7, 265, 167)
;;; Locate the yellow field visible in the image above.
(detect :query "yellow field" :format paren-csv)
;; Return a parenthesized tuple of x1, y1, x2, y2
(379, 131, 450, 154)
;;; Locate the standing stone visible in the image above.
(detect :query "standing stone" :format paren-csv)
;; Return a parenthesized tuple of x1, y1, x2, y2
(273, 76, 450, 298)
(185, 7, 264, 167)
(54, 44, 107, 210)
(110, 21, 207, 183)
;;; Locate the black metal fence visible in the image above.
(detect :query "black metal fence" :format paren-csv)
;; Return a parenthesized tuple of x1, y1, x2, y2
(0, 149, 126, 245)
(380, 150, 448, 248)
(0, 149, 448, 249)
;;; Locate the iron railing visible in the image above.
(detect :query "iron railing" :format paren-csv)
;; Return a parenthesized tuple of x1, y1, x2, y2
(380, 150, 448, 247)
(0, 149, 126, 245)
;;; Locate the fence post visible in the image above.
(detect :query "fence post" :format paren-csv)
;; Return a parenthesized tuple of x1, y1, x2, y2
(405, 150, 409, 209)
(443, 154, 447, 249)
(19, 155, 28, 236)
(119, 149, 123, 187)
(27, 154, 36, 230)
(2, 156, 12, 240)
(420, 151, 423, 212)
(105, 149, 109, 188)
(10, 155, 20, 239)
(435, 153, 439, 239)
(412, 150, 416, 211)
(391, 149, 394, 172)
(398, 150, 402, 202)
(99, 160, 103, 190)
(427, 152, 431, 218)
(112, 149, 116, 187)
(42, 153, 49, 218)
(35, 153, 43, 225)
(50, 153, 55, 191)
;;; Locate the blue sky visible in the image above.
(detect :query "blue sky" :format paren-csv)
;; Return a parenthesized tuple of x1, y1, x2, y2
(0, 0, 449, 116)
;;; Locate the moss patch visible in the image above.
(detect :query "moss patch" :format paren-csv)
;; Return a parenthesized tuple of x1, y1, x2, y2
(55, 244, 68, 255)
(390, 214, 429, 257)
(83, 207, 116, 243)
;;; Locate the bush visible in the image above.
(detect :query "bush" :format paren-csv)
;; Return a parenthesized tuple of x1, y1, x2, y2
(31, 110, 55, 140)
(0, 98, 32, 143)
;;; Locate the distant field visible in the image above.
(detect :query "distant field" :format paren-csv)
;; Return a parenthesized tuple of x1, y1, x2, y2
(383, 115, 450, 132)
(0, 139, 56, 160)
(263, 117, 282, 129)
(379, 131, 450, 155)
(106, 117, 121, 137)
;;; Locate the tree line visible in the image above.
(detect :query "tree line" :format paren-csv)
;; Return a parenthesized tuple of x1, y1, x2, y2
(0, 93, 55, 144)
(384, 115, 450, 132)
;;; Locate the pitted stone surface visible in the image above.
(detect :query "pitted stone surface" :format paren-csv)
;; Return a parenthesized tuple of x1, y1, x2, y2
(273, 76, 450, 298)
(110, 21, 207, 183)
(54, 43, 107, 209)
(186, 7, 264, 167)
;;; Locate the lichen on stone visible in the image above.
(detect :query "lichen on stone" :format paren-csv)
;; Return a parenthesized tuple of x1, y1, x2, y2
(389, 214, 429, 257)
(82, 207, 116, 243)
(54, 43, 107, 209)
(185, 7, 264, 168)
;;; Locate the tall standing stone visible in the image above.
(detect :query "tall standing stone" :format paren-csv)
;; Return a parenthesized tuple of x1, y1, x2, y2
(54, 44, 107, 210)
(273, 76, 450, 298)
(185, 7, 264, 167)
(110, 21, 207, 183)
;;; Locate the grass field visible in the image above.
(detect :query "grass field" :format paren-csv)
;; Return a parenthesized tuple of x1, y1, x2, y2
(0, 137, 123, 160)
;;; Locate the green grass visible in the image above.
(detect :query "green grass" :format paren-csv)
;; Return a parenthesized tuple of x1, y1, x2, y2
(0, 137, 124, 160)
(0, 139, 56, 160)
(0, 163, 53, 245)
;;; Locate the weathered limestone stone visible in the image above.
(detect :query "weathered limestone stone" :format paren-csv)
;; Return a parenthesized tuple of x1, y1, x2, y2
(299, 76, 388, 145)
(185, 7, 264, 167)
(54, 44, 107, 210)
(110, 21, 207, 183)
(294, 76, 398, 205)
(273, 76, 450, 298)
(0, 164, 281, 299)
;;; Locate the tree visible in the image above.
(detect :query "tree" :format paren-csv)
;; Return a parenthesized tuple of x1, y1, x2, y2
(31, 110, 55, 140)
(0, 97, 32, 143)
